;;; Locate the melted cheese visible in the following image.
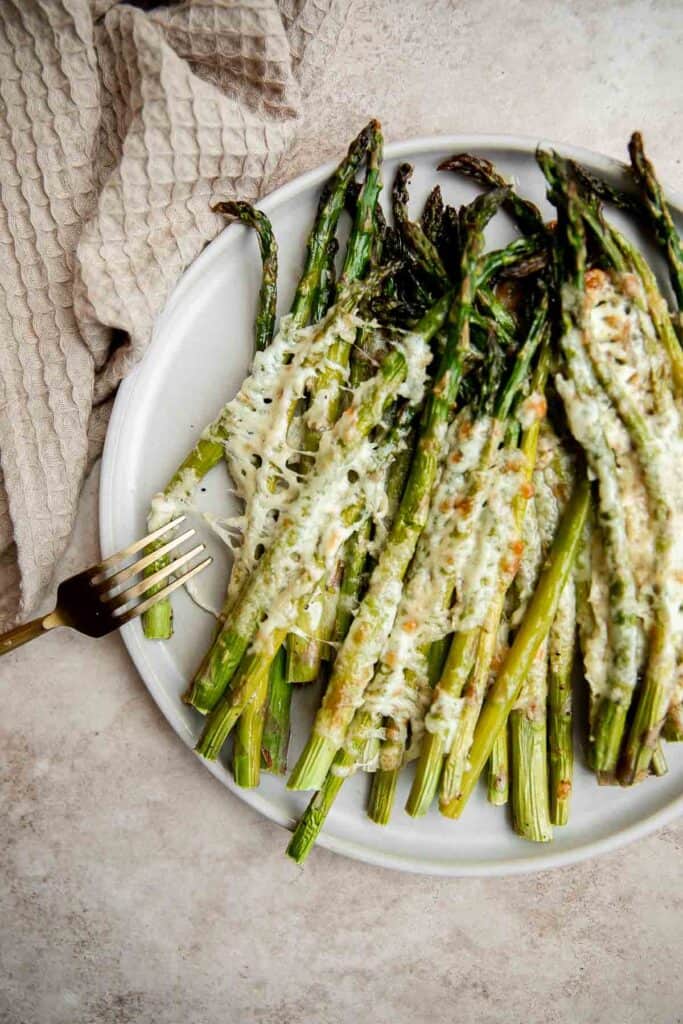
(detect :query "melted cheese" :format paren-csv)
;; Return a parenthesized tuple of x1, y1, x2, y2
(453, 447, 527, 631)
(359, 412, 492, 752)
(393, 326, 435, 405)
(147, 467, 206, 532)
(359, 412, 528, 766)
(581, 272, 683, 694)
(513, 426, 574, 714)
(225, 309, 361, 600)
(424, 689, 464, 752)
(183, 575, 222, 619)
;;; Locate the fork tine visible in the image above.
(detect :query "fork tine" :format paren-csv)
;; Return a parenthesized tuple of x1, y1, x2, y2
(91, 516, 187, 577)
(93, 527, 196, 592)
(105, 543, 206, 611)
(115, 556, 213, 625)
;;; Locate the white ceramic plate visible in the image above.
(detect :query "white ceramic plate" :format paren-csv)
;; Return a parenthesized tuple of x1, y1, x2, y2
(100, 134, 683, 875)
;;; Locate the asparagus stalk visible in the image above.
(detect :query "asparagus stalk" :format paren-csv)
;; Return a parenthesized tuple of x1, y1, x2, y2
(207, 205, 282, 785)
(548, 152, 683, 778)
(511, 434, 576, 832)
(436, 473, 541, 816)
(286, 703, 379, 864)
(392, 163, 448, 281)
(366, 761, 399, 827)
(617, 239, 683, 395)
(436, 604, 513, 814)
(290, 473, 450, 848)
(332, 373, 419, 652)
(333, 521, 371, 645)
(231, 289, 388, 784)
(505, 435, 570, 840)
(628, 132, 683, 319)
(329, 260, 395, 650)
(287, 188, 511, 791)
(568, 193, 683, 771)
(406, 629, 479, 816)
(233, 667, 269, 787)
(289, 122, 374, 328)
(438, 152, 544, 235)
(509, 644, 552, 842)
(142, 203, 279, 639)
(570, 172, 683, 397)
(197, 625, 287, 760)
(295, 428, 412, 684)
(547, 575, 576, 824)
(211, 202, 278, 352)
(310, 239, 339, 323)
(429, 343, 553, 817)
(260, 647, 291, 774)
(440, 474, 590, 819)
(568, 160, 640, 217)
(436, 203, 461, 274)
(651, 744, 668, 777)
(421, 185, 445, 246)
(286, 761, 348, 864)
(486, 606, 513, 805)
(325, 403, 419, 675)
(488, 729, 510, 806)
(478, 235, 548, 286)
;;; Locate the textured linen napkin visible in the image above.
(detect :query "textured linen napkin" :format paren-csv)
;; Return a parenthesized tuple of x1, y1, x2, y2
(0, 0, 349, 628)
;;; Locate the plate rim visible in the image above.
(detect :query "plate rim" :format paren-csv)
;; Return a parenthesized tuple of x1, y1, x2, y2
(100, 131, 683, 876)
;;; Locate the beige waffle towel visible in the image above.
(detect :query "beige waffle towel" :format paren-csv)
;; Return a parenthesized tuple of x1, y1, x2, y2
(0, 0, 349, 627)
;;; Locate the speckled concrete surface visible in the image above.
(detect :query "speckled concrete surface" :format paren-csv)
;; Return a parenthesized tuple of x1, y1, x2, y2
(2, 2, 682, 1022)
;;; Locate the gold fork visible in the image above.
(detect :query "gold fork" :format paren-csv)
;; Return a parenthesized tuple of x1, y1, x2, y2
(0, 516, 212, 656)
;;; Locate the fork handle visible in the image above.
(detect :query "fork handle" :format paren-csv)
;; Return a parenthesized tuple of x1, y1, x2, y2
(0, 615, 54, 656)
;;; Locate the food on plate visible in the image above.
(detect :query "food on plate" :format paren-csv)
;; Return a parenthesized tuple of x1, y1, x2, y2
(142, 121, 683, 862)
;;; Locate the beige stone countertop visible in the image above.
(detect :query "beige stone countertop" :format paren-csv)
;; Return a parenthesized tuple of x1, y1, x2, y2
(2, 2, 682, 1022)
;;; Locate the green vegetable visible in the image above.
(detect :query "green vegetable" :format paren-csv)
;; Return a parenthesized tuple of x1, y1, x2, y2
(287, 189, 510, 792)
(142, 202, 279, 639)
(440, 475, 590, 819)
